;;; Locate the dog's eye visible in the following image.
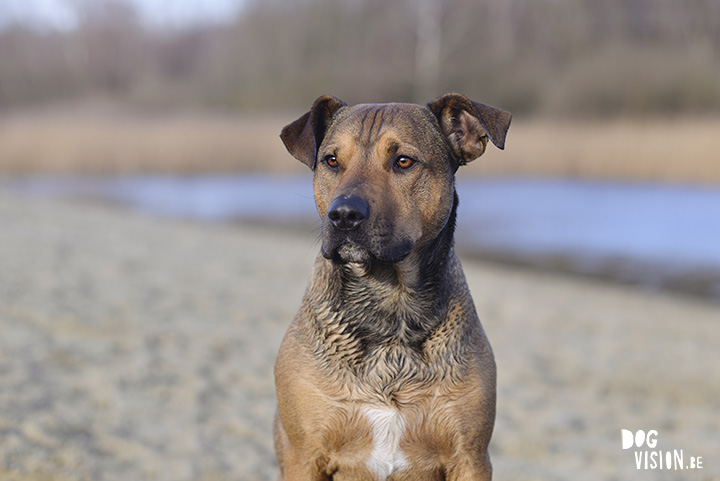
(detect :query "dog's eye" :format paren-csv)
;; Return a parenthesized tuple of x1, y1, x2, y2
(395, 156, 415, 170)
(324, 155, 339, 169)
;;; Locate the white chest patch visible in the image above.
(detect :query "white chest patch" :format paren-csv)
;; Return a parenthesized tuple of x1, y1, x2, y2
(362, 406, 409, 480)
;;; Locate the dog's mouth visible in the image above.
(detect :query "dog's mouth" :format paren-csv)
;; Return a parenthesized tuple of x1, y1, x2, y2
(327, 242, 372, 264)
(322, 235, 413, 266)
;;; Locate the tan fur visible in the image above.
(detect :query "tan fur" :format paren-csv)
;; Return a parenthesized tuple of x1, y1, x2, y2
(275, 94, 511, 481)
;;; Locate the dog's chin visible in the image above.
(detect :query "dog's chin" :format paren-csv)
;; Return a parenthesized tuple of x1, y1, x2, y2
(323, 240, 413, 266)
(329, 243, 372, 265)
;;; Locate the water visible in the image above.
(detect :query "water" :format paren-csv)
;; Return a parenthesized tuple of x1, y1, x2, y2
(4, 175, 720, 300)
(455, 179, 720, 269)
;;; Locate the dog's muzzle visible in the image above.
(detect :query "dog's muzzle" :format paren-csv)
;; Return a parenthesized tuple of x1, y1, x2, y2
(322, 194, 413, 265)
(323, 195, 373, 264)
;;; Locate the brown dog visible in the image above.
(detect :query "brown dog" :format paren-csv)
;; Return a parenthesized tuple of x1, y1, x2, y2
(274, 93, 511, 481)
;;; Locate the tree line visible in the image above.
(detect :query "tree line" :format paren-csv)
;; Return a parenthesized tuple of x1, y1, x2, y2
(1, 0, 719, 116)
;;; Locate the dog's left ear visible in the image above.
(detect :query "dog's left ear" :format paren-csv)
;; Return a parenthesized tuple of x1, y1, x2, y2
(427, 93, 512, 165)
(281, 95, 347, 170)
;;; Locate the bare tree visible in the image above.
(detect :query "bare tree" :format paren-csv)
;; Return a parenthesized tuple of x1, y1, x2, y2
(413, 0, 443, 102)
(1, 0, 720, 115)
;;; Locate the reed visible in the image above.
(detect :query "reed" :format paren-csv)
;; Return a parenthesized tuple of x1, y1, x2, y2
(473, 117, 720, 184)
(2, 109, 719, 183)
(0, 110, 299, 174)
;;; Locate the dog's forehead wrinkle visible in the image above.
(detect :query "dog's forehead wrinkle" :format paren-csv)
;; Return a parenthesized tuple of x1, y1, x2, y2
(334, 103, 433, 146)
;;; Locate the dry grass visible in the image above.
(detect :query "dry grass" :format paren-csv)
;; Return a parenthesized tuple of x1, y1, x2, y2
(0, 107, 302, 174)
(1, 107, 720, 183)
(471, 117, 720, 183)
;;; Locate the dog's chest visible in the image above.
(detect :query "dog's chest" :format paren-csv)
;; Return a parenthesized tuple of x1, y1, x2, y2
(361, 406, 409, 479)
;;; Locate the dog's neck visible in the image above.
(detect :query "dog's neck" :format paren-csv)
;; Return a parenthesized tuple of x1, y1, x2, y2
(307, 192, 461, 357)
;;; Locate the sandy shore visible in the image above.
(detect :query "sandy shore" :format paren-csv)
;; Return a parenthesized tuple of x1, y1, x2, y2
(0, 194, 718, 481)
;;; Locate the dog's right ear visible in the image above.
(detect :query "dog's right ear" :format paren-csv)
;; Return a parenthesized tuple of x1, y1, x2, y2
(281, 95, 347, 169)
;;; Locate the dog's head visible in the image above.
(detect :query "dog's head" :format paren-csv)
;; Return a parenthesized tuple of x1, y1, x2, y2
(281, 93, 511, 266)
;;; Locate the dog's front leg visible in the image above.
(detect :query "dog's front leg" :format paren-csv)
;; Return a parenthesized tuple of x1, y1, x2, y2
(445, 455, 492, 481)
(274, 416, 330, 481)
(277, 443, 330, 481)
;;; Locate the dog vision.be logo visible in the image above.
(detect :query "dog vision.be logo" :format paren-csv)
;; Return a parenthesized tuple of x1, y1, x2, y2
(621, 429, 704, 470)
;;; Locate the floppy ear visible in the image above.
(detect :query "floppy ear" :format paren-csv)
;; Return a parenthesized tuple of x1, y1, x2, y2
(280, 95, 347, 169)
(427, 93, 512, 165)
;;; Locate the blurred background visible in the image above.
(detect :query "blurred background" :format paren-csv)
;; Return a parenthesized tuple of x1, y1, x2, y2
(1, 0, 720, 299)
(1, 1, 720, 481)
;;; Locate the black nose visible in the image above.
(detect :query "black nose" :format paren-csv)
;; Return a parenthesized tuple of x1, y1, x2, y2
(327, 195, 369, 230)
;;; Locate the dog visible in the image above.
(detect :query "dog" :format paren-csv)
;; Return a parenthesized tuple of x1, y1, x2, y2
(274, 93, 511, 481)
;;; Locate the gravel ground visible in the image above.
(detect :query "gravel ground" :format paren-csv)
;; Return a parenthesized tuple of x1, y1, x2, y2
(0, 194, 718, 481)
